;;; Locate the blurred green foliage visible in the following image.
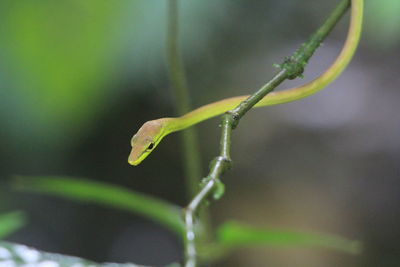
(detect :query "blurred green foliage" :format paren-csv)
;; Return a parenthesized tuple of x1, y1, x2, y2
(13, 176, 184, 236)
(0, 211, 26, 239)
(0, 0, 137, 146)
(217, 221, 361, 254)
(364, 0, 400, 48)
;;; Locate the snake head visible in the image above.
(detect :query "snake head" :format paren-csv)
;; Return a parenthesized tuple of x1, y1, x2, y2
(128, 120, 165, 166)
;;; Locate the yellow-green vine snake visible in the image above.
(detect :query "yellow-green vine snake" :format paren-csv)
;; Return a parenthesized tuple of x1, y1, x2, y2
(129, 0, 363, 166)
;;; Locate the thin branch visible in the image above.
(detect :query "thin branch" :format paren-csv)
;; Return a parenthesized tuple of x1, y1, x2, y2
(166, 0, 212, 251)
(166, 0, 202, 199)
(183, 0, 351, 266)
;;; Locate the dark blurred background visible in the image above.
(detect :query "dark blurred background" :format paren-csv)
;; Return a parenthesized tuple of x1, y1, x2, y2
(1, 0, 399, 266)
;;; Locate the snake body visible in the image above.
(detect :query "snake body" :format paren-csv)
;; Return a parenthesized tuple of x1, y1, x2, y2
(129, 0, 363, 165)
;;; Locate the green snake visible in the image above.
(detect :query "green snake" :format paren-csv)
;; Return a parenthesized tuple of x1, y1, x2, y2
(128, 0, 363, 166)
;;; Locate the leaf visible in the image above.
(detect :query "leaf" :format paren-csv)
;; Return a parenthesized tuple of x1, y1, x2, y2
(216, 221, 361, 254)
(0, 211, 26, 239)
(12, 176, 184, 236)
(0, 241, 177, 266)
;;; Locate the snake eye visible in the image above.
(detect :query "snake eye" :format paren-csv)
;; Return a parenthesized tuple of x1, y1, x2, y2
(147, 142, 155, 151)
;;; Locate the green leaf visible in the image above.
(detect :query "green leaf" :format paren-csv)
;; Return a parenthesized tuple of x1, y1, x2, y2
(0, 211, 26, 239)
(12, 176, 184, 236)
(0, 241, 177, 266)
(216, 221, 361, 254)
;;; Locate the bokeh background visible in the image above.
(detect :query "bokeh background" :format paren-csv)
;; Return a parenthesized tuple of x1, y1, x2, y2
(1, 0, 399, 266)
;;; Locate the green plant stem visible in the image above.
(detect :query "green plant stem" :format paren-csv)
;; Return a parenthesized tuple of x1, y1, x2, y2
(166, 0, 202, 200)
(183, 0, 351, 266)
(166, 0, 212, 252)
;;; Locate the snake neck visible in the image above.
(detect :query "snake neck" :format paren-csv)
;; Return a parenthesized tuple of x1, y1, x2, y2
(161, 115, 202, 136)
(158, 117, 185, 137)
(161, 96, 247, 136)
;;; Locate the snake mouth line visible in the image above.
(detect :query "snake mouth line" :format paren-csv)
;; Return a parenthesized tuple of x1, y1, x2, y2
(128, 160, 140, 166)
